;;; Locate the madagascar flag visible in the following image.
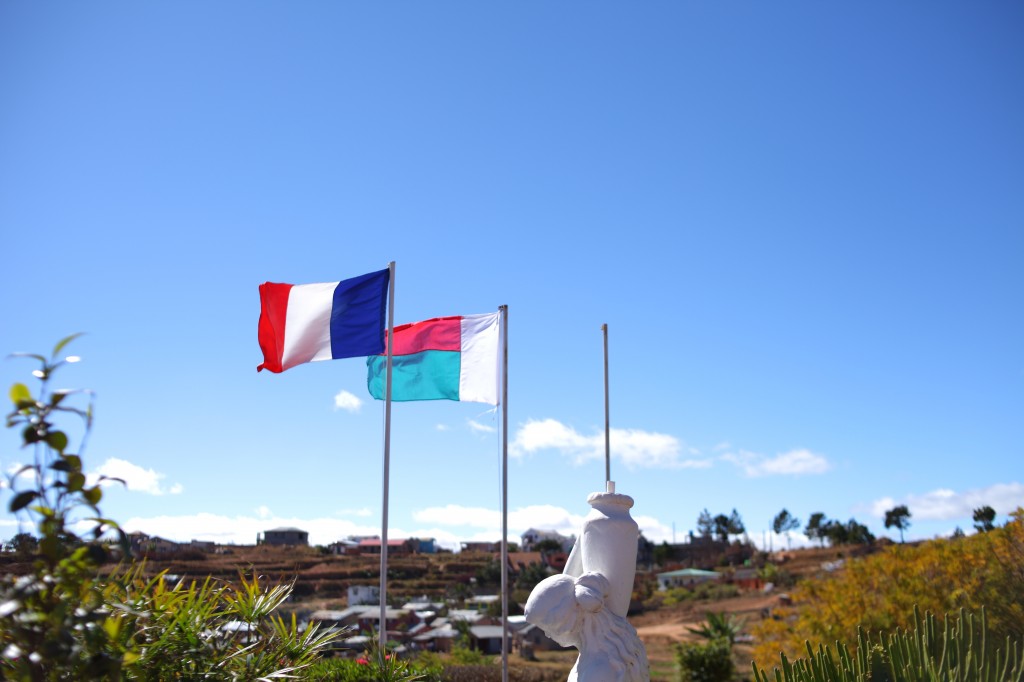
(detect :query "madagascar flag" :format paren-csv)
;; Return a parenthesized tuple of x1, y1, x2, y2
(366, 313, 500, 405)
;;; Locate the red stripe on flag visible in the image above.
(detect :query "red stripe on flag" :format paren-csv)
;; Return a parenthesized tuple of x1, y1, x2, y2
(385, 316, 462, 355)
(257, 282, 293, 373)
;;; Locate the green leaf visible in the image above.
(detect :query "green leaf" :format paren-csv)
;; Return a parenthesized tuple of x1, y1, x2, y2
(52, 333, 85, 357)
(39, 535, 61, 561)
(9, 491, 39, 512)
(67, 472, 86, 492)
(45, 430, 68, 453)
(30, 505, 54, 518)
(9, 383, 31, 405)
(7, 352, 47, 363)
(83, 486, 103, 505)
(22, 425, 42, 444)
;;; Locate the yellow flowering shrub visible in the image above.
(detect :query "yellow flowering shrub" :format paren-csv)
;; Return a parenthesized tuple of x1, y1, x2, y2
(752, 509, 1024, 668)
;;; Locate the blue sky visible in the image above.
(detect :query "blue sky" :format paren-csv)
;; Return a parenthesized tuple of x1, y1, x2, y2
(2, 1, 1022, 551)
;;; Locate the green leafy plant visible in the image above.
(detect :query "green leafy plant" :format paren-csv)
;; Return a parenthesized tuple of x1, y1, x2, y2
(687, 611, 746, 646)
(1, 337, 344, 680)
(751, 607, 1024, 682)
(306, 643, 436, 681)
(676, 637, 734, 682)
(1, 334, 129, 679)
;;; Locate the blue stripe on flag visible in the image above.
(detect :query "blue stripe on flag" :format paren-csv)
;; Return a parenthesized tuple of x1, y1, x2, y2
(329, 268, 390, 359)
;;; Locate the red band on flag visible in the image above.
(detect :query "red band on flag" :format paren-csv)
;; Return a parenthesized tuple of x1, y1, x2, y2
(384, 316, 462, 355)
(257, 283, 293, 373)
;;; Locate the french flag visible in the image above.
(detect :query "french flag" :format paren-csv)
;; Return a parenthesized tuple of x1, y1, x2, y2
(257, 269, 390, 373)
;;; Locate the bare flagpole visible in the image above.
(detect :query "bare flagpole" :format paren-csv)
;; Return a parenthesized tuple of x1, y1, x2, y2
(499, 305, 509, 682)
(380, 261, 396, 655)
(603, 323, 612, 492)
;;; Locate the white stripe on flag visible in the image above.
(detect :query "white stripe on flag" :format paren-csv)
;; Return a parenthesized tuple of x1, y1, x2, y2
(459, 312, 501, 405)
(281, 282, 337, 370)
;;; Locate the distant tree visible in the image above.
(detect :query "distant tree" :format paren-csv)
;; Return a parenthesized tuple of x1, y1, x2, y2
(709, 510, 745, 543)
(844, 518, 875, 545)
(532, 538, 564, 554)
(805, 512, 826, 547)
(713, 514, 731, 543)
(474, 558, 502, 587)
(884, 505, 912, 543)
(822, 519, 847, 546)
(654, 541, 672, 566)
(728, 509, 745, 538)
(973, 505, 997, 533)
(9, 532, 37, 556)
(951, 526, 966, 539)
(821, 518, 874, 546)
(514, 561, 550, 591)
(772, 509, 801, 549)
(697, 509, 715, 539)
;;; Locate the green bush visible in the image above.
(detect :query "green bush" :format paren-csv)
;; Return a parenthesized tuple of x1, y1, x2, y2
(676, 638, 735, 682)
(306, 651, 441, 681)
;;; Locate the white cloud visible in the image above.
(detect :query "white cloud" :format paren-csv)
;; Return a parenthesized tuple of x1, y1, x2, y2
(414, 504, 683, 546)
(90, 458, 183, 495)
(509, 418, 710, 470)
(117, 510, 496, 550)
(436, 424, 450, 432)
(869, 482, 1024, 521)
(722, 448, 830, 477)
(336, 507, 373, 518)
(121, 512, 381, 546)
(333, 390, 363, 413)
(414, 503, 585, 538)
(2, 462, 34, 488)
(468, 419, 496, 434)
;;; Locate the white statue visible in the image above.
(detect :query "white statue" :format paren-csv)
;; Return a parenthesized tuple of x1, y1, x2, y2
(525, 487, 650, 682)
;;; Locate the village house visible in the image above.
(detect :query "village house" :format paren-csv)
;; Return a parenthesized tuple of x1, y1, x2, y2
(520, 528, 574, 553)
(259, 527, 309, 546)
(352, 536, 437, 555)
(327, 538, 360, 555)
(656, 567, 722, 591)
(727, 566, 764, 591)
(308, 605, 421, 637)
(513, 621, 568, 655)
(503, 551, 544, 571)
(469, 625, 510, 654)
(348, 585, 379, 606)
(127, 532, 179, 556)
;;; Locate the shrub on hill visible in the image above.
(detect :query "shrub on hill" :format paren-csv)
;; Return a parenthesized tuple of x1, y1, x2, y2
(752, 511, 1024, 667)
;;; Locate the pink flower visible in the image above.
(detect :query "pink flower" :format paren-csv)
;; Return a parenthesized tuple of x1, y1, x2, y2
(356, 658, 369, 665)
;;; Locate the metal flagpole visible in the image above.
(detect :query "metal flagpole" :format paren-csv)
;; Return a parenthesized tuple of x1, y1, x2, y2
(499, 305, 509, 682)
(603, 324, 611, 490)
(380, 261, 396, 655)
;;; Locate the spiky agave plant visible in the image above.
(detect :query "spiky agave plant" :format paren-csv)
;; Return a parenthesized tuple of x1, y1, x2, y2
(688, 611, 747, 646)
(751, 607, 1024, 682)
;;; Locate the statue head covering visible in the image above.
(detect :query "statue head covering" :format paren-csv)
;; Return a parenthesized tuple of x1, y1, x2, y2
(525, 572, 612, 647)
